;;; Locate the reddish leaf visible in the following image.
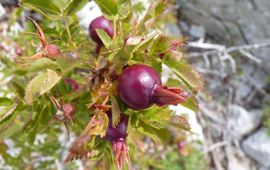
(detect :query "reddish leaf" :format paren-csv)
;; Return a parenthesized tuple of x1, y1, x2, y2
(170, 115, 191, 131)
(64, 111, 108, 163)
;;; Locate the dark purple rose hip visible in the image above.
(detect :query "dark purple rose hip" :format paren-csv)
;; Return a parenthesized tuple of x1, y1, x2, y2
(88, 16, 114, 44)
(117, 64, 187, 110)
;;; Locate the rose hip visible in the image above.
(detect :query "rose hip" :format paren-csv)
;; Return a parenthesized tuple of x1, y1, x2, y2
(104, 111, 129, 170)
(117, 64, 187, 110)
(88, 16, 114, 44)
(105, 111, 128, 142)
(64, 78, 79, 92)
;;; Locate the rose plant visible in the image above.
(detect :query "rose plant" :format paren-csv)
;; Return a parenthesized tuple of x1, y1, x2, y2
(0, 0, 204, 169)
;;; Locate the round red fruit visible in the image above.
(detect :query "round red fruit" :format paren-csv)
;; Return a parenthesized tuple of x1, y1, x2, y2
(88, 16, 114, 44)
(117, 64, 187, 110)
(117, 64, 161, 110)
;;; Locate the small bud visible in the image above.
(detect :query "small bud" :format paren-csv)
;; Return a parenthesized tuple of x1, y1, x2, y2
(64, 78, 79, 92)
(45, 44, 60, 60)
(63, 103, 76, 119)
(124, 36, 143, 46)
(177, 141, 188, 156)
(15, 47, 23, 56)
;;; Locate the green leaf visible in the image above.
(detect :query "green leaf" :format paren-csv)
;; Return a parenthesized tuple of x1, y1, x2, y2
(22, 0, 61, 15)
(110, 95, 121, 127)
(139, 106, 171, 123)
(95, 0, 118, 17)
(64, 0, 88, 15)
(155, 0, 166, 17)
(103, 150, 112, 170)
(180, 96, 199, 112)
(150, 56, 162, 73)
(0, 102, 20, 125)
(130, 33, 158, 59)
(135, 0, 166, 32)
(118, 0, 132, 20)
(151, 36, 170, 54)
(96, 29, 112, 49)
(56, 53, 80, 73)
(24, 69, 61, 105)
(171, 65, 204, 93)
(163, 54, 204, 93)
(8, 80, 25, 100)
(28, 58, 59, 72)
(0, 97, 13, 106)
(39, 104, 53, 126)
(136, 118, 170, 143)
(57, 79, 72, 96)
(165, 78, 181, 87)
(0, 123, 21, 139)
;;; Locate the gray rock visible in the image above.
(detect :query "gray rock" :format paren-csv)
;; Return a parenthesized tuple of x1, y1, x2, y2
(259, 166, 270, 170)
(228, 105, 262, 138)
(166, 24, 182, 37)
(189, 25, 205, 38)
(241, 64, 255, 75)
(250, 70, 267, 89)
(231, 78, 252, 100)
(177, 0, 270, 73)
(242, 128, 270, 167)
(179, 21, 189, 32)
(0, 0, 18, 6)
(228, 153, 255, 170)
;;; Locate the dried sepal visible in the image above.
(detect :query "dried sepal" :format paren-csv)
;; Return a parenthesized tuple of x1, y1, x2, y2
(88, 82, 110, 111)
(15, 52, 44, 66)
(28, 17, 48, 48)
(111, 139, 131, 170)
(153, 85, 187, 106)
(88, 57, 111, 90)
(17, 18, 61, 64)
(64, 110, 109, 163)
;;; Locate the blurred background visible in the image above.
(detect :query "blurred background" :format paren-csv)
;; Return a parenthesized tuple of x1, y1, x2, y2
(0, 0, 270, 170)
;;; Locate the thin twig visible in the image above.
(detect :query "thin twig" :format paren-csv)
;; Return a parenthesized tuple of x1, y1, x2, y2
(187, 40, 270, 58)
(204, 141, 228, 153)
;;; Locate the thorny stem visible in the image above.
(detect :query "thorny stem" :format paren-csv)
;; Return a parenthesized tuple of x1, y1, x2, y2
(134, 0, 154, 34)
(100, 47, 121, 55)
(64, 121, 70, 140)
(48, 94, 61, 109)
(22, 32, 39, 36)
(63, 16, 76, 50)
(113, 17, 117, 40)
